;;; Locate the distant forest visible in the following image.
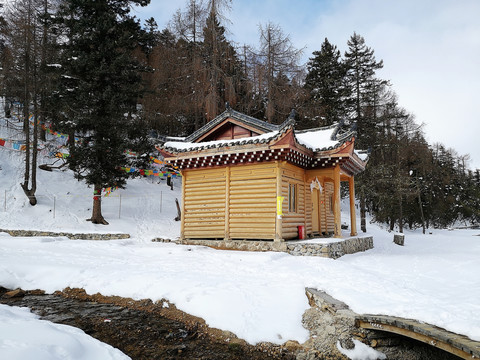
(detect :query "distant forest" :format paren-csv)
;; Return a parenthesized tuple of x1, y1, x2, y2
(1, 0, 478, 229)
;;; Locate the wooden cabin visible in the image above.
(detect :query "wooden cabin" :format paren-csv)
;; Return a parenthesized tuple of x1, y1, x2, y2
(159, 106, 367, 242)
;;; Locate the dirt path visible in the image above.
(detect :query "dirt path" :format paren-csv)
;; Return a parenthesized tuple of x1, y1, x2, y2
(0, 287, 297, 360)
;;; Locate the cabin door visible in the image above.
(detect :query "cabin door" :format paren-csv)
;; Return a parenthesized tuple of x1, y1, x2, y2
(312, 188, 320, 234)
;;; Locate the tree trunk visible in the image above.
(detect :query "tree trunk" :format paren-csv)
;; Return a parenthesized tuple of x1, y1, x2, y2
(398, 192, 403, 233)
(39, 0, 48, 142)
(360, 186, 367, 232)
(416, 176, 426, 234)
(89, 183, 109, 225)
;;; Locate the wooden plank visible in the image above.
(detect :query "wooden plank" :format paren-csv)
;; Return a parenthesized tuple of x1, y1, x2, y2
(230, 175, 276, 182)
(230, 228, 275, 239)
(230, 224, 275, 230)
(185, 204, 225, 210)
(184, 225, 225, 231)
(230, 213, 274, 218)
(224, 167, 230, 240)
(229, 192, 276, 199)
(180, 171, 186, 239)
(357, 320, 476, 360)
(184, 232, 225, 237)
(230, 218, 274, 225)
(186, 167, 228, 176)
(185, 216, 224, 222)
(185, 198, 225, 204)
(229, 208, 274, 214)
(230, 184, 276, 190)
(229, 203, 275, 209)
(230, 198, 275, 205)
(185, 183, 227, 192)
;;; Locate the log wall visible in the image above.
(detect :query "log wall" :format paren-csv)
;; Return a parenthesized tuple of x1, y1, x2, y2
(182, 161, 335, 241)
(183, 167, 227, 239)
(182, 163, 277, 240)
(229, 163, 277, 240)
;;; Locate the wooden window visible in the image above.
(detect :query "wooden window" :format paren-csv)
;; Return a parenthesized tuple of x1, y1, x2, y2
(288, 183, 297, 213)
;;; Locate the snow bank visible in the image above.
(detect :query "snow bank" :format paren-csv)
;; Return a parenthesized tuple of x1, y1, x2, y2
(337, 339, 386, 360)
(0, 304, 130, 360)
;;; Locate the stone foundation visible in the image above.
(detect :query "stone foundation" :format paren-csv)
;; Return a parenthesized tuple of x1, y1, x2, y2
(0, 229, 130, 240)
(175, 236, 373, 259)
(176, 239, 288, 252)
(286, 237, 374, 259)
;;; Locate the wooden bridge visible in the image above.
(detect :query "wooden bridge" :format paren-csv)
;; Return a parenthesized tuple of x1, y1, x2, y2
(356, 314, 480, 359)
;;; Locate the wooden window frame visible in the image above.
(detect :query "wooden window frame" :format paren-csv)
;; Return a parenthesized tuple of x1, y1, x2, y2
(288, 183, 297, 213)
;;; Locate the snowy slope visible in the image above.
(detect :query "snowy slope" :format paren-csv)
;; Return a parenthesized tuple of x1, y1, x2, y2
(0, 122, 181, 240)
(1, 116, 480, 357)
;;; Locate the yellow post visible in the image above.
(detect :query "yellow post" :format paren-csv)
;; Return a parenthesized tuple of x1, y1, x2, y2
(349, 176, 357, 236)
(275, 162, 284, 242)
(333, 164, 341, 238)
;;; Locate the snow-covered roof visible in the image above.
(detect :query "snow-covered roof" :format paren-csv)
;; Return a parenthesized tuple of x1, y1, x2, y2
(162, 121, 354, 155)
(158, 108, 366, 175)
(185, 106, 279, 143)
(295, 124, 344, 151)
(164, 130, 281, 152)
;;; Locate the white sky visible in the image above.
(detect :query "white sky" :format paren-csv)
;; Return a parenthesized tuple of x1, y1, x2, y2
(132, 0, 480, 170)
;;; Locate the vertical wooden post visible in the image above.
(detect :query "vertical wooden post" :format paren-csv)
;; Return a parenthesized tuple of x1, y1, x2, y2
(180, 171, 186, 240)
(303, 171, 307, 233)
(333, 164, 341, 238)
(118, 194, 122, 219)
(224, 166, 230, 241)
(275, 162, 284, 242)
(349, 176, 357, 236)
(320, 179, 326, 234)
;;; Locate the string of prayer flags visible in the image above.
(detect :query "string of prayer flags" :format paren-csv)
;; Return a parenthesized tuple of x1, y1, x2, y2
(119, 166, 181, 177)
(0, 138, 27, 152)
(103, 186, 118, 197)
(54, 152, 69, 159)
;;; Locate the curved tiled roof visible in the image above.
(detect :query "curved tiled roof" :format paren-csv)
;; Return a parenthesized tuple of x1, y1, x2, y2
(162, 122, 295, 154)
(160, 108, 358, 157)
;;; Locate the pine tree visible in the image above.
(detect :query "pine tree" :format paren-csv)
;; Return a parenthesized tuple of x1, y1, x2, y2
(201, 7, 244, 121)
(54, 0, 151, 225)
(344, 32, 384, 232)
(257, 22, 303, 123)
(304, 38, 349, 126)
(344, 32, 384, 148)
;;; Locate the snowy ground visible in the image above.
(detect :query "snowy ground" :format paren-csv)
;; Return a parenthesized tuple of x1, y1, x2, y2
(1, 118, 480, 359)
(0, 304, 129, 360)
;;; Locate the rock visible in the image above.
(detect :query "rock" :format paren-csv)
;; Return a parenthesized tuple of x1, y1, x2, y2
(284, 340, 302, 352)
(394, 234, 405, 246)
(3, 288, 25, 299)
